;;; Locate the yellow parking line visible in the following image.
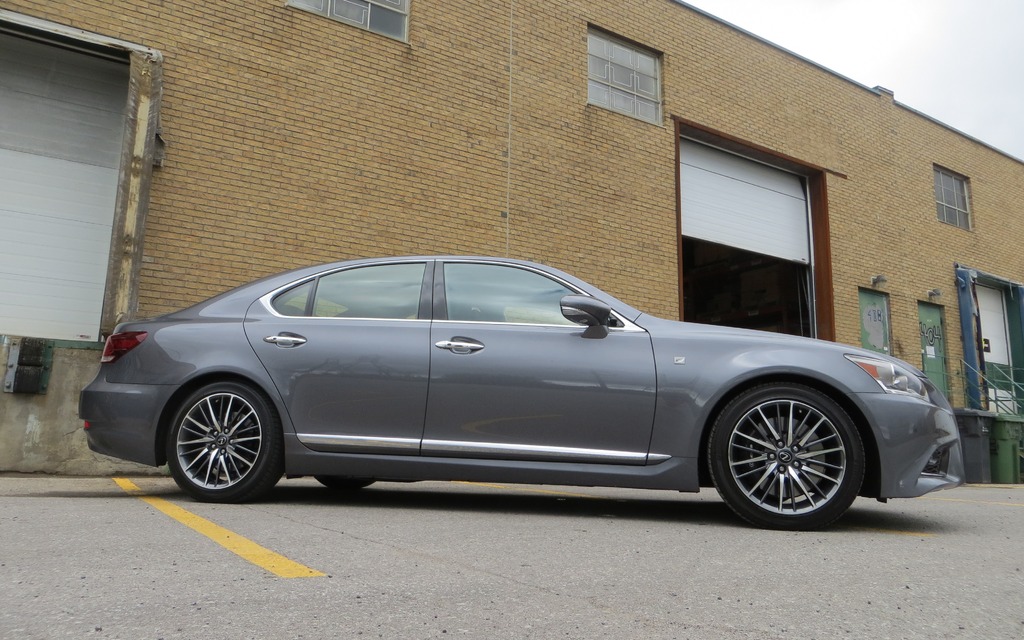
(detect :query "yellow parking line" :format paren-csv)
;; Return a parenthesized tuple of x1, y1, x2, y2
(113, 478, 325, 578)
(924, 496, 1024, 508)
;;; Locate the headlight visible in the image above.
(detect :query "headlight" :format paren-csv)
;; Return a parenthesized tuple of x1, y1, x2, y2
(846, 355, 929, 400)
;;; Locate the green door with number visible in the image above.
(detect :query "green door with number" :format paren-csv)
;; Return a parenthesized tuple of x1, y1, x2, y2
(858, 289, 890, 354)
(918, 302, 949, 398)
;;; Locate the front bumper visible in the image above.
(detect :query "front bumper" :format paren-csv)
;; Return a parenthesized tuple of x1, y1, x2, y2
(79, 377, 178, 467)
(854, 390, 965, 498)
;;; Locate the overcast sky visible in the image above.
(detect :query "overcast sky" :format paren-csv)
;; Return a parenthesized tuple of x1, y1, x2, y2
(678, 0, 1024, 161)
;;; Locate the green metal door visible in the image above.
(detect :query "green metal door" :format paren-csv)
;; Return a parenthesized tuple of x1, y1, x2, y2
(918, 302, 949, 398)
(858, 289, 890, 354)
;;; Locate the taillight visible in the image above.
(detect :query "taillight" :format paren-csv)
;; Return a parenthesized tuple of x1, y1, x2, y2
(100, 331, 148, 363)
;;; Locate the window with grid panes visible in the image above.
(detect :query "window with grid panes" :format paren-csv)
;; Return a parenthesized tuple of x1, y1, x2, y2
(933, 166, 971, 229)
(587, 30, 661, 124)
(289, 0, 408, 41)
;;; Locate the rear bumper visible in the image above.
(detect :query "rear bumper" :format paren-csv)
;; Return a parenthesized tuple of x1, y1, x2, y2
(79, 378, 177, 467)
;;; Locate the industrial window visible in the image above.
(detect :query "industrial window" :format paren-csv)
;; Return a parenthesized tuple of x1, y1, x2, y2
(587, 29, 661, 124)
(934, 166, 971, 229)
(288, 0, 409, 41)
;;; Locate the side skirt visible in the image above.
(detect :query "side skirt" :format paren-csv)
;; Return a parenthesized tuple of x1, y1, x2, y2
(283, 435, 700, 492)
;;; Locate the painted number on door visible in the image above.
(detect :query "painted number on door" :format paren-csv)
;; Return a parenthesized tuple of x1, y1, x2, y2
(918, 302, 949, 397)
(858, 289, 890, 354)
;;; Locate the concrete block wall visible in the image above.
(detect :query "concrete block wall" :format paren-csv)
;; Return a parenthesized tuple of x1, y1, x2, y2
(0, 339, 157, 474)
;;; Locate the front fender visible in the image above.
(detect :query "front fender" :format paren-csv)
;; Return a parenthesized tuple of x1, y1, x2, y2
(641, 318, 881, 460)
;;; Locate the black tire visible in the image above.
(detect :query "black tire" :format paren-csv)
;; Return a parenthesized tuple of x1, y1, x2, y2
(314, 476, 375, 490)
(708, 383, 864, 531)
(166, 381, 283, 503)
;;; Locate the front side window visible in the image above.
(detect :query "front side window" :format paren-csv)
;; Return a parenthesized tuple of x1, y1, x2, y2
(587, 29, 661, 124)
(934, 166, 971, 229)
(443, 263, 577, 325)
(272, 263, 425, 319)
(289, 0, 409, 41)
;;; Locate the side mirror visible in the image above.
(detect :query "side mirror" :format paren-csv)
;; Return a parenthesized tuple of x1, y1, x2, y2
(560, 295, 612, 327)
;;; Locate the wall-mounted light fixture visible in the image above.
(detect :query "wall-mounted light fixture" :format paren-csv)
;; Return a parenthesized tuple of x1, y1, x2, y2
(870, 274, 887, 287)
(927, 288, 942, 299)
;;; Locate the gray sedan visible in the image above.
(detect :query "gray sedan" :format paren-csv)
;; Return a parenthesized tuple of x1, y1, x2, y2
(80, 256, 964, 530)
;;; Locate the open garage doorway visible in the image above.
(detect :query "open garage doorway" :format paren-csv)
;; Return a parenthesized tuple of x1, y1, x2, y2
(677, 134, 830, 338)
(681, 237, 814, 336)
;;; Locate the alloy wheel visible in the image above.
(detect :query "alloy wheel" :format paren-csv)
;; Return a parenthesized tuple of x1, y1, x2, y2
(175, 392, 263, 490)
(727, 398, 847, 515)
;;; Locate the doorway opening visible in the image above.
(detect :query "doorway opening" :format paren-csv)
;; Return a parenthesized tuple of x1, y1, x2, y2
(681, 237, 814, 337)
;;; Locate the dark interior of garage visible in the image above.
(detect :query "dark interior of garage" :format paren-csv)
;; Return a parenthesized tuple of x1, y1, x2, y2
(681, 237, 813, 337)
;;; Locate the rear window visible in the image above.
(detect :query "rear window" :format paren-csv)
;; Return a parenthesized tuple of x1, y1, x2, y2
(272, 263, 426, 319)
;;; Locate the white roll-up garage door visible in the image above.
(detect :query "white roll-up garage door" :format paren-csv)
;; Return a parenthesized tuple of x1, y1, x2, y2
(680, 139, 810, 264)
(0, 33, 128, 341)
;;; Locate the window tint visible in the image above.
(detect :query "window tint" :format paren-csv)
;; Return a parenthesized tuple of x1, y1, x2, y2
(271, 280, 314, 316)
(444, 263, 577, 325)
(309, 263, 425, 319)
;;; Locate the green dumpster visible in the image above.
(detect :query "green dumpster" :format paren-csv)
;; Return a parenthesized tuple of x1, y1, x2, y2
(989, 415, 1023, 484)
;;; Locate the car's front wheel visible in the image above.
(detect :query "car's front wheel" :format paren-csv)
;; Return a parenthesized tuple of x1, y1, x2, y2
(708, 383, 865, 530)
(167, 381, 283, 502)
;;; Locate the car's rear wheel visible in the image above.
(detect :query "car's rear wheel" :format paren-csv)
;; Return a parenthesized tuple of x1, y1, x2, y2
(708, 383, 864, 530)
(314, 476, 375, 490)
(167, 381, 283, 502)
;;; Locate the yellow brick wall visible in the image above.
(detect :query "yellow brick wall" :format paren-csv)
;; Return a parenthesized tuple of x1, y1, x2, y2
(5, 0, 1024, 396)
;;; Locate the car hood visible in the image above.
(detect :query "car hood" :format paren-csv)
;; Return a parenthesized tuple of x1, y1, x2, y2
(633, 313, 927, 377)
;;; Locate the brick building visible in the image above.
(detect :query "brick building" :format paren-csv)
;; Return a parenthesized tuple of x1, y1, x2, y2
(2, 0, 1023, 471)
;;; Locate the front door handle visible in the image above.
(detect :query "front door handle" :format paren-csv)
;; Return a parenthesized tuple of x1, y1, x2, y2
(434, 338, 484, 354)
(264, 334, 307, 347)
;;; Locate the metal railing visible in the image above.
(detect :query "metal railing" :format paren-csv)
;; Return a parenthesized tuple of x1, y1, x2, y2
(949, 359, 1024, 415)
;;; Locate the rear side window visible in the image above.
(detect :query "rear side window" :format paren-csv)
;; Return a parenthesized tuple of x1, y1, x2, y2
(271, 263, 426, 319)
(271, 280, 314, 316)
(317, 263, 426, 319)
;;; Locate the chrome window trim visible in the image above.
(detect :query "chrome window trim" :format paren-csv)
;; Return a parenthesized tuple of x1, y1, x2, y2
(257, 258, 644, 331)
(431, 318, 645, 332)
(263, 312, 430, 323)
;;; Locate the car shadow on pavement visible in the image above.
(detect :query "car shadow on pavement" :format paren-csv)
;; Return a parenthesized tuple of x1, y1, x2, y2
(2, 476, 962, 533)
(832, 501, 960, 536)
(264, 482, 961, 533)
(268, 481, 743, 527)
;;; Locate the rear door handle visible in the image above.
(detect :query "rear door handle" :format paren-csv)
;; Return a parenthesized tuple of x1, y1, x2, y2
(434, 338, 484, 354)
(264, 334, 307, 347)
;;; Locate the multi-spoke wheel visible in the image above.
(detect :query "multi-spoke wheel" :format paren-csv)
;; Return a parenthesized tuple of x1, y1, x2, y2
(167, 382, 283, 502)
(708, 383, 864, 530)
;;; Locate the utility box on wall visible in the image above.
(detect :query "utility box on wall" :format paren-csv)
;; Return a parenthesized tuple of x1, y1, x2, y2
(3, 337, 54, 394)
